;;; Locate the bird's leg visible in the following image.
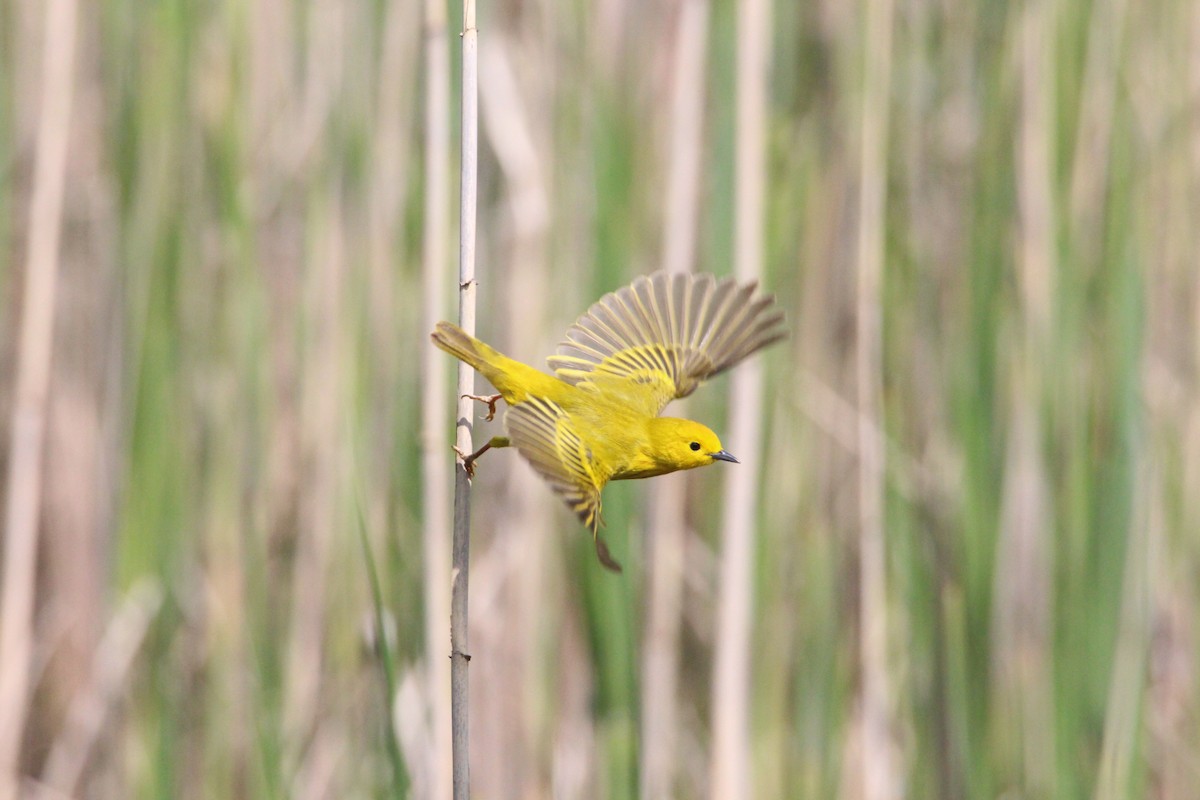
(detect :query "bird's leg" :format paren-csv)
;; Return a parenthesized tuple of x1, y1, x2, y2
(453, 435, 510, 479)
(461, 393, 504, 421)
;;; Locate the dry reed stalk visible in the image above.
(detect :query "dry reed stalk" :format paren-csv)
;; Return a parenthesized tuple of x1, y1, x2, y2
(479, 31, 553, 796)
(660, 0, 709, 279)
(451, 2, 479, 798)
(993, 397, 1052, 792)
(283, 188, 346, 767)
(1067, 0, 1129, 246)
(40, 581, 162, 796)
(853, 0, 899, 795)
(292, 720, 344, 800)
(1145, 463, 1195, 797)
(365, 0, 418, 505)
(0, 0, 78, 794)
(281, 2, 351, 754)
(1144, 18, 1200, 788)
(421, 0, 453, 797)
(710, 0, 768, 796)
(991, 6, 1059, 796)
(793, 373, 944, 507)
(643, 3, 709, 798)
(1015, 6, 1056, 349)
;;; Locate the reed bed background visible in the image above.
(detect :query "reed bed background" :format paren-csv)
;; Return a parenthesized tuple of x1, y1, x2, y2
(2, 0, 1197, 797)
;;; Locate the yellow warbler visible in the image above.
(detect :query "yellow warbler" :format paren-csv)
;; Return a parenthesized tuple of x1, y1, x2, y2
(431, 271, 784, 571)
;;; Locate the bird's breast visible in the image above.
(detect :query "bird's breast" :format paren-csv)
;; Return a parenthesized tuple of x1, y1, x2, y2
(610, 455, 671, 481)
(567, 402, 663, 482)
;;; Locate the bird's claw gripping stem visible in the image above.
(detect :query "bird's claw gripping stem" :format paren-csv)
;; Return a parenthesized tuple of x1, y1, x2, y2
(453, 445, 479, 479)
(453, 436, 507, 478)
(461, 393, 503, 421)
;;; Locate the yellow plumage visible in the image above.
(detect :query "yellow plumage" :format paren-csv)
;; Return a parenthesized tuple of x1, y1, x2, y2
(431, 271, 784, 572)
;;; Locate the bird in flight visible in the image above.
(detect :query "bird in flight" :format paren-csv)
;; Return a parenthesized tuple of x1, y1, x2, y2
(431, 271, 785, 572)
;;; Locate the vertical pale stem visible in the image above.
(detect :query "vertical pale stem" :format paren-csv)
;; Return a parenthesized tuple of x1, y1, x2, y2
(282, 0, 349, 768)
(283, 190, 344, 759)
(0, 0, 78, 794)
(40, 582, 163, 795)
(710, 0, 767, 797)
(993, 4, 1057, 796)
(642, 3, 708, 799)
(451, 2, 478, 799)
(643, 3, 705, 796)
(1066, 0, 1128, 243)
(661, 0, 709, 279)
(1016, 4, 1056, 351)
(855, 0, 898, 797)
(421, 0, 452, 798)
(480, 32, 553, 796)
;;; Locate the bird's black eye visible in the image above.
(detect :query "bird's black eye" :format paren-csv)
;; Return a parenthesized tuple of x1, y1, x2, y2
(689, 441, 701, 451)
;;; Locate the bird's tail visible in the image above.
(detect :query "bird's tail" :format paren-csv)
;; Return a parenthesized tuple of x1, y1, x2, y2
(430, 321, 498, 372)
(431, 321, 553, 405)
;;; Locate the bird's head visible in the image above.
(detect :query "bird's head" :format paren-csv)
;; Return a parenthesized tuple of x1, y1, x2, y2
(650, 418, 740, 472)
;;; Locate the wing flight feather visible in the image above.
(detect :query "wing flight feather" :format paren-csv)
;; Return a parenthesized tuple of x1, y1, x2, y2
(547, 272, 785, 416)
(504, 397, 623, 571)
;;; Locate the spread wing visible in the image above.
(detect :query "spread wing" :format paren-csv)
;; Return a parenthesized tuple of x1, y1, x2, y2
(547, 272, 785, 417)
(504, 398, 623, 571)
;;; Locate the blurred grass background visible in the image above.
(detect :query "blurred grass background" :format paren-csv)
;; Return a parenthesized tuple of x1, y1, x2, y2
(2, 0, 1198, 797)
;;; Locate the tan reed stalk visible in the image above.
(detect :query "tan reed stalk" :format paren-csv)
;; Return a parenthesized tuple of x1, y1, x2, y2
(283, 189, 345, 768)
(451, 2, 479, 798)
(0, 0, 78, 795)
(710, 0, 768, 796)
(991, 6, 1058, 796)
(854, 0, 899, 795)
(642, 2, 709, 798)
(1067, 0, 1128, 248)
(479, 31, 553, 796)
(421, 0, 453, 797)
(40, 581, 162, 796)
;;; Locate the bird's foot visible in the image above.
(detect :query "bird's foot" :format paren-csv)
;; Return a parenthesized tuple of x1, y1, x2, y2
(452, 446, 478, 479)
(462, 393, 503, 421)
(454, 437, 503, 478)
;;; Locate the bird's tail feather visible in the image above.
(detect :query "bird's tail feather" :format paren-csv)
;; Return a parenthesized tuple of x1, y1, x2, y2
(431, 321, 496, 372)
(431, 321, 553, 405)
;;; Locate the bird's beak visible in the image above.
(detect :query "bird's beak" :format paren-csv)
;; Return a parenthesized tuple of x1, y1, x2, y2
(710, 450, 739, 464)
